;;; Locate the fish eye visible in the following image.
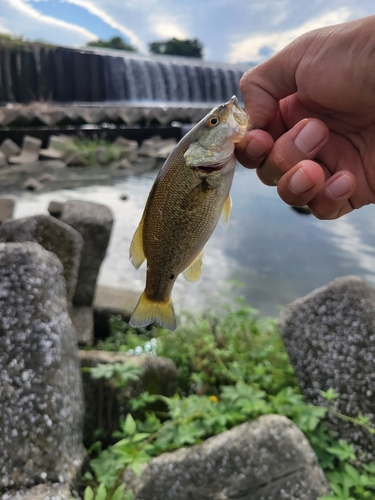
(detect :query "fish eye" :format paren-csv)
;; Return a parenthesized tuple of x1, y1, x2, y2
(207, 116, 219, 127)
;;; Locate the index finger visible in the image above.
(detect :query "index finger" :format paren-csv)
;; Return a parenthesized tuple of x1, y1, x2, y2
(239, 36, 309, 127)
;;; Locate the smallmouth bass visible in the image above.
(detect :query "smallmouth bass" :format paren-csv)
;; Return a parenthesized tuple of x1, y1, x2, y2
(129, 96, 249, 331)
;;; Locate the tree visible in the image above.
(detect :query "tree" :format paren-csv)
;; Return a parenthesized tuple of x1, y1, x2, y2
(86, 36, 135, 52)
(149, 38, 203, 58)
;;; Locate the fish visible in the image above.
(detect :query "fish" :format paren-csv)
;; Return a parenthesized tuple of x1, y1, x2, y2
(129, 96, 249, 331)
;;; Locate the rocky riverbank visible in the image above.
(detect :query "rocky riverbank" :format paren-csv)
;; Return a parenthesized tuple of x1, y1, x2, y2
(1, 181, 375, 498)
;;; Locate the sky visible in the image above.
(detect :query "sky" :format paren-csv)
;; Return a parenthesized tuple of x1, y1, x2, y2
(1, 0, 375, 64)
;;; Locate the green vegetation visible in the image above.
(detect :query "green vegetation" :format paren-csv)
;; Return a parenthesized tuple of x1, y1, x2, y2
(0, 32, 203, 58)
(0, 32, 55, 50)
(86, 37, 136, 52)
(66, 138, 122, 167)
(148, 38, 203, 58)
(82, 299, 375, 500)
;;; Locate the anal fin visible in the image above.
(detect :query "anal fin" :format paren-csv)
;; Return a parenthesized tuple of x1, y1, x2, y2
(183, 251, 204, 284)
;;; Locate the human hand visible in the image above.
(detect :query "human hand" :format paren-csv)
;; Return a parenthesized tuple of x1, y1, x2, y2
(236, 15, 375, 219)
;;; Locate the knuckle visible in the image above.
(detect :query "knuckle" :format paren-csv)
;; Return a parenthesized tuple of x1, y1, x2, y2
(267, 152, 290, 174)
(257, 166, 280, 186)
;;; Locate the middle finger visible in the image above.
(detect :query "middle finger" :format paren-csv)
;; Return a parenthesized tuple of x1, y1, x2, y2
(257, 118, 329, 186)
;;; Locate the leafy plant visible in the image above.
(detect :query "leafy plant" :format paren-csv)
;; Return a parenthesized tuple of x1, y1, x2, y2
(88, 362, 143, 388)
(83, 298, 375, 500)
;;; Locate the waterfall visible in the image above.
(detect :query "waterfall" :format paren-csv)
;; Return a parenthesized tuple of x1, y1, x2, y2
(0, 44, 249, 104)
(100, 51, 247, 104)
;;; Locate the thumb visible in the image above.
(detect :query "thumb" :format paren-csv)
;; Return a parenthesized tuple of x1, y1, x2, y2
(239, 34, 311, 128)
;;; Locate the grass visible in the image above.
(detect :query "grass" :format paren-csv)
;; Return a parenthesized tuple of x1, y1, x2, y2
(65, 138, 122, 167)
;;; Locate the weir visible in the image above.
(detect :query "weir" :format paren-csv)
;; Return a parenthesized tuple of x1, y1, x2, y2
(0, 44, 249, 105)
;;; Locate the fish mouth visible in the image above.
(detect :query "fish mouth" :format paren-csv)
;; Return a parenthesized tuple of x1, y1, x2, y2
(196, 165, 224, 174)
(194, 155, 233, 174)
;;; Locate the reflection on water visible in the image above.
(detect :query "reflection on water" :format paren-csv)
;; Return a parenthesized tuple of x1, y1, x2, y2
(13, 165, 375, 317)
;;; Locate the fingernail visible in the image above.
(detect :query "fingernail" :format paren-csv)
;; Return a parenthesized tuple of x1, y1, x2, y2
(294, 122, 327, 154)
(246, 138, 268, 158)
(326, 174, 352, 199)
(289, 167, 314, 194)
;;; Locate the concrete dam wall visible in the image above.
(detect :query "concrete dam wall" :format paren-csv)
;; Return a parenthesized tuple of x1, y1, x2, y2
(0, 43, 249, 104)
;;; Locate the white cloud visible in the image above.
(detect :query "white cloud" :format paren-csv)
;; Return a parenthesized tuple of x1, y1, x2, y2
(0, 23, 10, 34)
(63, 0, 146, 50)
(228, 7, 353, 63)
(318, 216, 375, 286)
(1, 0, 97, 45)
(147, 12, 189, 40)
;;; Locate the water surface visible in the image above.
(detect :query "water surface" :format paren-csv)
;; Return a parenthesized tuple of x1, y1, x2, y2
(13, 165, 375, 317)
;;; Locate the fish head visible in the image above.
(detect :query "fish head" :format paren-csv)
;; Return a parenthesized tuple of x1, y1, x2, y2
(184, 96, 249, 172)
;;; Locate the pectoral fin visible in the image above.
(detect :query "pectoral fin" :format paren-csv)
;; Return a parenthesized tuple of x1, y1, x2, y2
(183, 251, 204, 284)
(129, 216, 146, 269)
(220, 194, 232, 229)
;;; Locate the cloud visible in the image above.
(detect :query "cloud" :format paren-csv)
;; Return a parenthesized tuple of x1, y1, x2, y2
(147, 12, 190, 40)
(228, 7, 353, 63)
(63, 0, 146, 50)
(319, 216, 375, 286)
(0, 23, 10, 35)
(1, 0, 97, 45)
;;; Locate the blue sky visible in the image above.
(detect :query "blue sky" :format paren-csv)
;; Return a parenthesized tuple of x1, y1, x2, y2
(1, 0, 375, 63)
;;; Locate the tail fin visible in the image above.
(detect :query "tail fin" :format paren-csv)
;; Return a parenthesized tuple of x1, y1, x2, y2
(129, 292, 176, 331)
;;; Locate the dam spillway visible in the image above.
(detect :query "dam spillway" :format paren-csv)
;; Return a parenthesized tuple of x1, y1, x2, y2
(0, 44, 249, 105)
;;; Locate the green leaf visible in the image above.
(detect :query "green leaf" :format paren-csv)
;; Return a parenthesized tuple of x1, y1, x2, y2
(319, 497, 346, 500)
(362, 462, 375, 474)
(130, 392, 159, 411)
(95, 483, 107, 500)
(319, 497, 345, 500)
(124, 491, 134, 500)
(293, 405, 326, 432)
(343, 463, 360, 485)
(220, 381, 268, 416)
(90, 364, 116, 380)
(326, 440, 356, 461)
(83, 486, 94, 500)
(124, 414, 137, 436)
(90, 449, 122, 488)
(329, 481, 344, 497)
(87, 440, 102, 455)
(357, 414, 370, 425)
(88, 362, 143, 389)
(112, 363, 143, 388)
(82, 471, 94, 481)
(320, 388, 339, 401)
(112, 438, 131, 448)
(131, 432, 151, 443)
(112, 484, 125, 500)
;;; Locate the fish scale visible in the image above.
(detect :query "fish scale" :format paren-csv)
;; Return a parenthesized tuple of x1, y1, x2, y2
(129, 96, 249, 330)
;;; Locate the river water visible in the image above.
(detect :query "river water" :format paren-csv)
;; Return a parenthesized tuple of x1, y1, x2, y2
(13, 164, 375, 317)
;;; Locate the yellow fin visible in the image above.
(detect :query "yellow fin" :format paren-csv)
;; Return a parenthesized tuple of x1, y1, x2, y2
(129, 292, 176, 331)
(220, 194, 232, 229)
(129, 216, 146, 269)
(183, 251, 204, 284)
